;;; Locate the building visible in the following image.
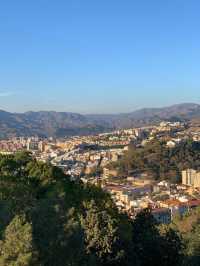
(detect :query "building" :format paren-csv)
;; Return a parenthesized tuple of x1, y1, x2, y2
(160, 199, 188, 218)
(166, 140, 176, 148)
(182, 169, 200, 187)
(27, 139, 39, 151)
(152, 208, 171, 224)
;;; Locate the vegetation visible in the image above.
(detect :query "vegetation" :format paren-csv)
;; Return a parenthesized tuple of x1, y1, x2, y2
(109, 139, 200, 182)
(168, 207, 200, 266)
(0, 151, 199, 265)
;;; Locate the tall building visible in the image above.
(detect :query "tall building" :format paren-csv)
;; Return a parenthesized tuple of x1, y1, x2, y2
(27, 139, 38, 151)
(38, 141, 45, 152)
(194, 172, 200, 188)
(182, 169, 200, 187)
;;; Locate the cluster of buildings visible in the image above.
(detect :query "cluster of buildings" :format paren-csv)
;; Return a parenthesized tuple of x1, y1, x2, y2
(0, 127, 148, 179)
(155, 121, 185, 132)
(0, 139, 24, 153)
(0, 137, 46, 154)
(102, 177, 200, 224)
(1, 120, 200, 224)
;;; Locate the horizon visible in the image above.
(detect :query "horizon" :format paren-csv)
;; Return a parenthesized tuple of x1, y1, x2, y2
(0, 1, 200, 113)
(0, 101, 199, 115)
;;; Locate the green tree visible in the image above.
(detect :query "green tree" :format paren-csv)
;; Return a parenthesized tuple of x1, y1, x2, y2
(0, 214, 38, 266)
(159, 225, 184, 266)
(131, 209, 163, 266)
(184, 224, 200, 266)
(81, 200, 123, 265)
(131, 209, 183, 266)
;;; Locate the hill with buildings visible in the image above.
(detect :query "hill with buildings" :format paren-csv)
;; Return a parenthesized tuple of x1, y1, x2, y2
(0, 103, 200, 138)
(0, 151, 188, 265)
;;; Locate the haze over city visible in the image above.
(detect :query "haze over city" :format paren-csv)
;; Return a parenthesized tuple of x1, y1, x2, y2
(0, 0, 200, 113)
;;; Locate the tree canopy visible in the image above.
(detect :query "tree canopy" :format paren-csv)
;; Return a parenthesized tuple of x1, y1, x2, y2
(109, 139, 200, 182)
(0, 151, 196, 265)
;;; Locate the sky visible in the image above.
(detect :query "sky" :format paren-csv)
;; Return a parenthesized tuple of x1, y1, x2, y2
(0, 0, 200, 114)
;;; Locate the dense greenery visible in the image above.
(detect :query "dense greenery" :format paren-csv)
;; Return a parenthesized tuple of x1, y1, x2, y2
(0, 151, 199, 265)
(169, 207, 200, 266)
(109, 139, 200, 182)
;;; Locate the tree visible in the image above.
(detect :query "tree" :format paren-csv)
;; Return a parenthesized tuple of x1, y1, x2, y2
(132, 209, 184, 266)
(159, 226, 184, 266)
(0, 152, 187, 266)
(0, 214, 38, 266)
(184, 224, 200, 266)
(131, 209, 163, 266)
(109, 139, 200, 182)
(81, 200, 122, 265)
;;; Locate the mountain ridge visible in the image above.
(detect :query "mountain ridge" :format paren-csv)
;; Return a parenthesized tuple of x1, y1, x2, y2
(0, 103, 200, 138)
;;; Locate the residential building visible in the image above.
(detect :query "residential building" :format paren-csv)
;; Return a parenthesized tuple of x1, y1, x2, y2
(182, 169, 200, 187)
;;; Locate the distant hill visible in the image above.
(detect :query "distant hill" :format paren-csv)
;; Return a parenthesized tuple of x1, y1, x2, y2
(0, 103, 200, 138)
(86, 103, 200, 128)
(0, 111, 109, 138)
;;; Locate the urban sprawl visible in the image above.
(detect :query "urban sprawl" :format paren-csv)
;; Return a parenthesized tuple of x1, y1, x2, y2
(1, 121, 200, 225)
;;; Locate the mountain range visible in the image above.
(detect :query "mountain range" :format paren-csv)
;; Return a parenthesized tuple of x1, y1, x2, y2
(0, 103, 200, 138)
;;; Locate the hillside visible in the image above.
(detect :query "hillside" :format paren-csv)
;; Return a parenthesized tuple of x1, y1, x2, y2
(0, 103, 200, 138)
(0, 110, 110, 138)
(0, 151, 184, 266)
(87, 103, 200, 128)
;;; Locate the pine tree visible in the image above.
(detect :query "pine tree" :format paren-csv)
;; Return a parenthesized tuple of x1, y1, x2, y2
(0, 214, 38, 266)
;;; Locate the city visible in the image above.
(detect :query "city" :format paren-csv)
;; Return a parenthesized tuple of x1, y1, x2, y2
(1, 0, 200, 265)
(1, 120, 200, 225)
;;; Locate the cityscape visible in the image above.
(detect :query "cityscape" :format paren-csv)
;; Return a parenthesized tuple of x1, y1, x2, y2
(1, 119, 200, 226)
(1, 0, 200, 265)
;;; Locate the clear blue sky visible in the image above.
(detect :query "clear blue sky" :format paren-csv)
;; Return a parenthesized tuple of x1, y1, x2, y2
(0, 0, 200, 113)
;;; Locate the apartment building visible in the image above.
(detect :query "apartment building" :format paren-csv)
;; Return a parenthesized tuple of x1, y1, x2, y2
(182, 169, 200, 187)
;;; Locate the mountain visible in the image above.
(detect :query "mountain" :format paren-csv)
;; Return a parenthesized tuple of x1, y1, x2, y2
(0, 103, 200, 138)
(86, 103, 200, 128)
(0, 110, 110, 138)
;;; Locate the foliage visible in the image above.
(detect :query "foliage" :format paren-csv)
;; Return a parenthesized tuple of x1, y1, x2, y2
(81, 200, 119, 264)
(0, 151, 188, 266)
(170, 207, 200, 265)
(109, 139, 200, 182)
(132, 209, 183, 266)
(0, 214, 38, 266)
